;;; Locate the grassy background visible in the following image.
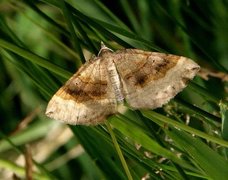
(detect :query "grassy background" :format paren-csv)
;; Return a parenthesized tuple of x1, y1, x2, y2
(0, 0, 228, 179)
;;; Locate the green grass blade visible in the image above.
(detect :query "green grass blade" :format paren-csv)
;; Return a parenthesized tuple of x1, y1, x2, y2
(0, 39, 71, 79)
(168, 129, 228, 180)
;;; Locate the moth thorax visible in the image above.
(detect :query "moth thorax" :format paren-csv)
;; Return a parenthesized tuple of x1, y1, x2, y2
(107, 61, 124, 103)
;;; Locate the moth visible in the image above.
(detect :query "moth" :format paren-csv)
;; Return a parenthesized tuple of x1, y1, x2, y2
(46, 43, 200, 125)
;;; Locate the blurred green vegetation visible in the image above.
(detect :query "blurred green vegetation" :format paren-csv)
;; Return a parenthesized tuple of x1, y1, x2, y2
(0, 0, 228, 179)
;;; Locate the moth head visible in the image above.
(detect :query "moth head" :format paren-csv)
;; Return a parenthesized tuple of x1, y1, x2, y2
(98, 41, 113, 56)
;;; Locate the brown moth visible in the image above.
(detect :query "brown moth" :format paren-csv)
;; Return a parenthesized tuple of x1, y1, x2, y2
(46, 43, 200, 125)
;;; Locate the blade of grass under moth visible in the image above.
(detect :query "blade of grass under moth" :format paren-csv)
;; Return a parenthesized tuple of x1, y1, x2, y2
(167, 128, 228, 180)
(106, 122, 133, 180)
(141, 110, 228, 148)
(109, 115, 195, 171)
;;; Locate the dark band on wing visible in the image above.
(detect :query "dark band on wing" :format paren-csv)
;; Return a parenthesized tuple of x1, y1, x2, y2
(57, 80, 108, 102)
(124, 54, 179, 87)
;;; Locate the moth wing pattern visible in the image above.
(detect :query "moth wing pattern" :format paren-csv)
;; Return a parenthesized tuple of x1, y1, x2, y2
(46, 57, 118, 125)
(113, 49, 200, 109)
